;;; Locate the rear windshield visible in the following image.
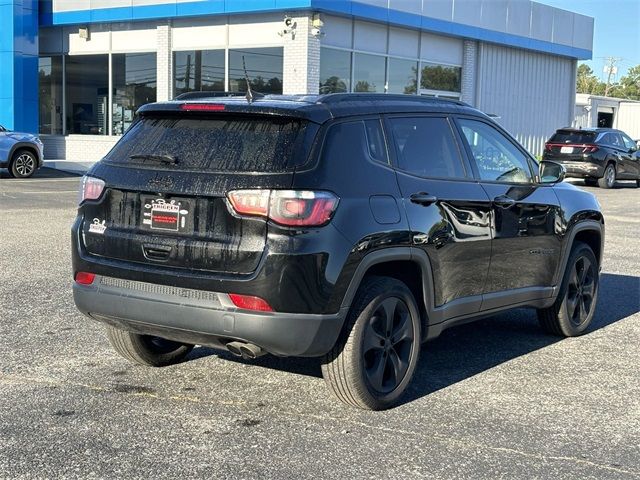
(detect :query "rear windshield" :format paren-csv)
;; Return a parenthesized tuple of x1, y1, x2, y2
(103, 114, 313, 172)
(550, 130, 597, 144)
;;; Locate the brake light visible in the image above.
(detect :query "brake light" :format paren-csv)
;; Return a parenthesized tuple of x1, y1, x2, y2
(79, 176, 105, 204)
(545, 143, 553, 152)
(75, 272, 96, 285)
(227, 190, 339, 227)
(228, 294, 273, 312)
(180, 103, 225, 112)
(582, 145, 599, 153)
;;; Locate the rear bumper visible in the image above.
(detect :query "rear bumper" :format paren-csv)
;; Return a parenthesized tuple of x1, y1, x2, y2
(73, 275, 347, 357)
(557, 161, 604, 178)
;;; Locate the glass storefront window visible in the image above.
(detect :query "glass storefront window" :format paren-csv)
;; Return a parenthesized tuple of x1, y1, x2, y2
(66, 55, 109, 135)
(112, 53, 157, 135)
(174, 50, 225, 96)
(228, 48, 283, 94)
(319, 48, 351, 93)
(38, 56, 63, 135)
(420, 63, 462, 93)
(353, 53, 386, 92)
(387, 58, 418, 94)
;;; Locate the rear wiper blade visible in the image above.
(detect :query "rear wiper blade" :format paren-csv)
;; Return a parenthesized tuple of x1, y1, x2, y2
(129, 154, 178, 165)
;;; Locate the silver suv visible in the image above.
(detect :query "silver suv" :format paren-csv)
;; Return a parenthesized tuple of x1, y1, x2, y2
(0, 125, 44, 178)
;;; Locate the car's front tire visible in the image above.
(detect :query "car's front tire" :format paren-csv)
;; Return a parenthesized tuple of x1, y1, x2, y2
(537, 242, 599, 337)
(106, 326, 194, 367)
(597, 163, 616, 189)
(9, 149, 38, 178)
(321, 276, 421, 410)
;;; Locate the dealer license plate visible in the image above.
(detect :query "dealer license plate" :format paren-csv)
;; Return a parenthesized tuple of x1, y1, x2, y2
(142, 198, 190, 232)
(560, 146, 574, 154)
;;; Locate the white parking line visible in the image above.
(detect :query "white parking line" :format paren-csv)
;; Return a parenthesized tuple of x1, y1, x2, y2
(16, 190, 78, 194)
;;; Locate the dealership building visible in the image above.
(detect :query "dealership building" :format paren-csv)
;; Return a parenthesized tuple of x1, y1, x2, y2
(2, 0, 593, 171)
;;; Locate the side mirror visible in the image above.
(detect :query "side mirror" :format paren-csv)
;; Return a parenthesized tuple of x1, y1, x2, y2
(539, 160, 566, 184)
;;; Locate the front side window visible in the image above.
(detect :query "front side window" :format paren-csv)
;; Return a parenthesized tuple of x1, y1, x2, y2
(458, 118, 532, 183)
(621, 133, 637, 150)
(228, 48, 283, 94)
(388, 116, 465, 179)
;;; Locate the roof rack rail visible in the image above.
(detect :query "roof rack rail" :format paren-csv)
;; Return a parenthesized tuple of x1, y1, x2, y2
(316, 93, 468, 107)
(174, 91, 246, 100)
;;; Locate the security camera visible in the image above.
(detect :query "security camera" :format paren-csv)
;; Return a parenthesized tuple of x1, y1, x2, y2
(284, 16, 294, 28)
(311, 27, 324, 37)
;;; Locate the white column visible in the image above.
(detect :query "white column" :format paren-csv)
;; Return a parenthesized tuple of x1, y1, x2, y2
(157, 22, 173, 101)
(461, 40, 478, 106)
(283, 14, 321, 95)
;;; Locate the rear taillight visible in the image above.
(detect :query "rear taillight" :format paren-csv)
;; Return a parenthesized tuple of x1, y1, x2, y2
(227, 190, 339, 227)
(545, 143, 552, 152)
(582, 145, 599, 153)
(75, 272, 96, 285)
(79, 176, 105, 204)
(228, 294, 273, 312)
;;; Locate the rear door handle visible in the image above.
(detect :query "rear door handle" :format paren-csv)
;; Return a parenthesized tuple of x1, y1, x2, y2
(410, 192, 438, 206)
(493, 195, 516, 209)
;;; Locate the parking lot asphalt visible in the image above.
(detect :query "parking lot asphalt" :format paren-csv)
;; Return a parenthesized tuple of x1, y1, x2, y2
(1, 168, 638, 479)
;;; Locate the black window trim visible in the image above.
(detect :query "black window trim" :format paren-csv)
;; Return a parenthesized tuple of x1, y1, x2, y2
(381, 113, 474, 182)
(310, 116, 396, 175)
(451, 114, 539, 186)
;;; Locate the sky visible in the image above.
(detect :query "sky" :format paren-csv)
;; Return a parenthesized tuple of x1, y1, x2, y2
(538, 0, 640, 79)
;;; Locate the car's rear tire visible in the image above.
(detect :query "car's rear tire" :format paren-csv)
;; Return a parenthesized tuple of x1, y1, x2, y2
(106, 325, 194, 367)
(10, 149, 37, 178)
(597, 163, 616, 189)
(537, 242, 599, 337)
(321, 276, 421, 410)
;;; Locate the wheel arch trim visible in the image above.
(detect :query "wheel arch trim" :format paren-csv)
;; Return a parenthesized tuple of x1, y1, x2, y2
(553, 219, 604, 287)
(339, 247, 436, 316)
(9, 142, 42, 166)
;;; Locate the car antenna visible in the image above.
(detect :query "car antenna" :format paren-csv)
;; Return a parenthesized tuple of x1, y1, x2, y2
(242, 55, 263, 104)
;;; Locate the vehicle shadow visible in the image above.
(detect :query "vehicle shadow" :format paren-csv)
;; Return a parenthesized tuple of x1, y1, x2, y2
(187, 272, 640, 401)
(0, 167, 80, 180)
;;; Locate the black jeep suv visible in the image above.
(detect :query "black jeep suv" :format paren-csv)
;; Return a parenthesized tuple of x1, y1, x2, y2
(72, 94, 604, 410)
(543, 127, 640, 188)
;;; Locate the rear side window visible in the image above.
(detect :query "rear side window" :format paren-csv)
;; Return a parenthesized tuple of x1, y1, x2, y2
(321, 120, 388, 166)
(388, 116, 465, 179)
(550, 130, 597, 144)
(104, 115, 313, 172)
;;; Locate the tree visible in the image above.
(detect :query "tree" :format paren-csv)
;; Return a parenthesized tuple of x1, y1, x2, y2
(576, 64, 606, 95)
(616, 65, 640, 100)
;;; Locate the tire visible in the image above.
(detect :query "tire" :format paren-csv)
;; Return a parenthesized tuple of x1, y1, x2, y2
(537, 242, 599, 337)
(321, 276, 422, 410)
(584, 178, 597, 187)
(10, 149, 38, 178)
(597, 163, 616, 189)
(106, 325, 194, 367)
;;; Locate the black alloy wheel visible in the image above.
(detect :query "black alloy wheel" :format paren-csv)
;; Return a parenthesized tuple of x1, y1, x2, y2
(565, 254, 597, 327)
(321, 276, 421, 410)
(363, 297, 414, 394)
